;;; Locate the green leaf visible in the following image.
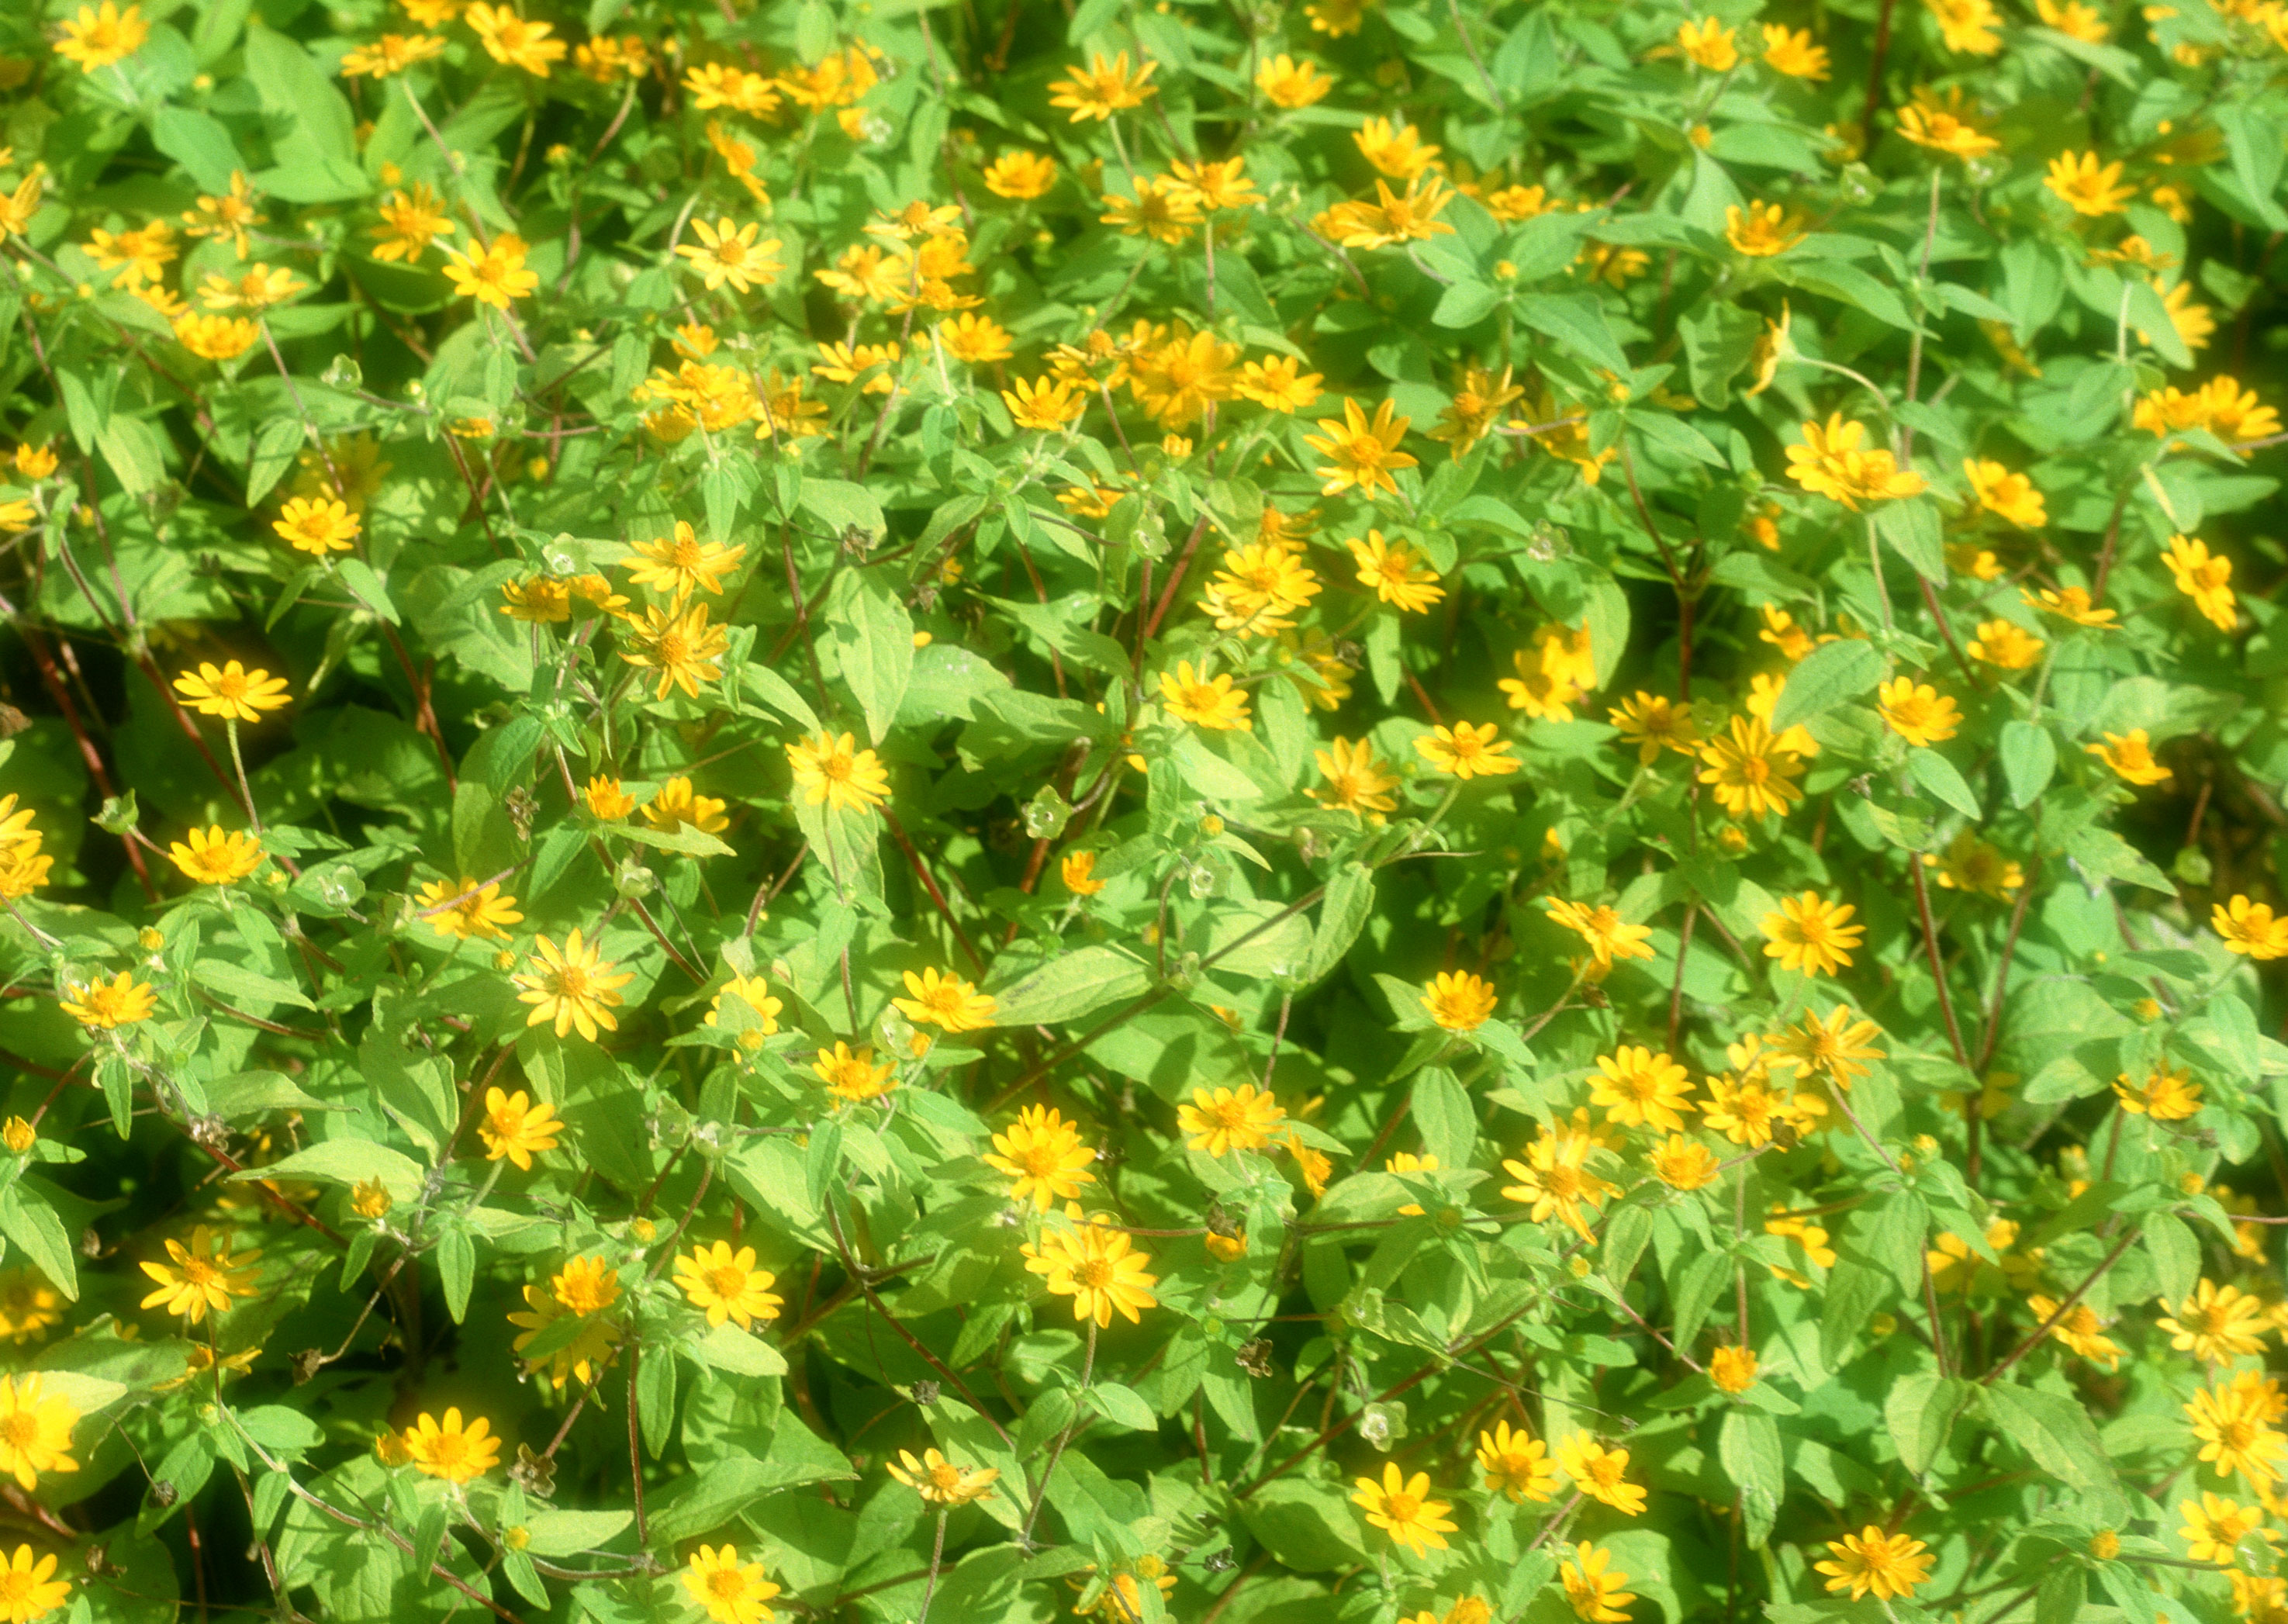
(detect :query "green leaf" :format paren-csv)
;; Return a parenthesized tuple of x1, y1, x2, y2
(1771, 638, 1886, 732)
(618, 821, 736, 859)
(1678, 302, 1765, 410)
(244, 25, 358, 167)
(95, 416, 167, 496)
(1088, 1382, 1160, 1431)
(1885, 1372, 1970, 1477)
(987, 945, 1151, 1027)
(2065, 827, 2177, 895)
(151, 107, 246, 194)
(2000, 721, 2057, 810)
(1908, 748, 1980, 818)
(1433, 282, 1502, 328)
(1873, 499, 1947, 580)
(835, 574, 914, 745)
(437, 1227, 475, 1324)
(1519, 293, 1633, 378)
(799, 477, 886, 540)
(2145, 1210, 2199, 1306)
(1300, 864, 1374, 984)
(522, 1508, 634, 1557)
(0, 1190, 76, 1301)
(1982, 1381, 2127, 1519)
(1410, 1068, 1475, 1169)
(1718, 1409, 1782, 1548)
(689, 1322, 789, 1377)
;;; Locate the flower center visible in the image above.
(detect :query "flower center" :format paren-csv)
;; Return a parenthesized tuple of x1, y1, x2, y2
(1076, 1258, 1115, 1289)
(710, 1266, 747, 1297)
(0, 1414, 36, 1449)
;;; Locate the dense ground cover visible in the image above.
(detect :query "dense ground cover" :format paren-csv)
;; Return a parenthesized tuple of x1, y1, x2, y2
(1, 0, 2287, 1618)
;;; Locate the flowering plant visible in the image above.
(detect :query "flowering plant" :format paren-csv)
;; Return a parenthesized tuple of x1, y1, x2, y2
(0, 0, 2284, 1618)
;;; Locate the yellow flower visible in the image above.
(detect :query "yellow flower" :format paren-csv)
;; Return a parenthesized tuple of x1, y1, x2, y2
(2024, 585, 2116, 628)
(1818, 1527, 1934, 1601)
(1964, 459, 2046, 526)
(1761, 891, 1865, 977)
(1767, 1005, 1883, 1090)
(0, 1376, 78, 1491)
(2187, 1380, 2286, 1484)
(513, 931, 634, 1042)
(2216, 895, 2288, 961)
(174, 313, 260, 361)
(2087, 728, 2171, 786)
(414, 876, 524, 941)
(350, 1180, 392, 1220)
(1966, 617, 2044, 671)
(1650, 1135, 1721, 1190)
(1048, 52, 1159, 121)
(1590, 1046, 1694, 1132)
(812, 1042, 897, 1107)
(340, 32, 447, 76)
(1310, 738, 1398, 821)
(983, 1106, 1097, 1209)
(0, 1545, 70, 1622)
(2028, 1295, 2122, 1368)
(441, 232, 540, 308)
(1158, 661, 1253, 731)
(674, 1242, 783, 1329)
(586, 776, 638, 820)
(683, 1544, 782, 1624)
(2037, 0, 2109, 36)
(887, 1447, 1001, 1505)
(507, 1283, 620, 1388)
(1697, 716, 1804, 820)
(1562, 1543, 1635, 1623)
(2046, 151, 2135, 216)
(1545, 898, 1655, 969)
(272, 496, 360, 555)
(1725, 202, 1806, 257)
(983, 151, 1057, 199)
(2165, 534, 2238, 631)
(138, 1225, 261, 1322)
(1877, 678, 1961, 746)
(465, 2, 565, 74)
(1353, 117, 1441, 180)
(1710, 1346, 1758, 1392)
(787, 732, 890, 814)
(1351, 1463, 1457, 1557)
(619, 602, 730, 700)
(1785, 413, 1926, 509)
(1761, 24, 1830, 78)
(1502, 1128, 1619, 1239)
(1415, 720, 1520, 780)
(626, 521, 744, 602)
(1555, 1432, 1647, 1515)
(1304, 399, 1418, 499)
(1924, 831, 2023, 900)
(1021, 1219, 1158, 1325)
(399, 1408, 501, 1484)
(1478, 1419, 1559, 1502)
(174, 661, 291, 723)
(478, 1086, 562, 1170)
(57, 970, 155, 1030)
(1003, 375, 1087, 430)
(1178, 1084, 1286, 1156)
(1347, 530, 1444, 613)
(642, 777, 730, 840)
(894, 967, 997, 1033)
(1421, 971, 1496, 1032)
(706, 974, 782, 1038)
(1677, 16, 1738, 68)
(168, 825, 264, 886)
(1925, 0, 2002, 54)
(2113, 1062, 2203, 1121)
(1607, 692, 1699, 765)
(2158, 1280, 2266, 1364)
(54, 2, 149, 70)
(1060, 851, 1106, 896)
(1256, 53, 1333, 107)
(2180, 1494, 2273, 1564)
